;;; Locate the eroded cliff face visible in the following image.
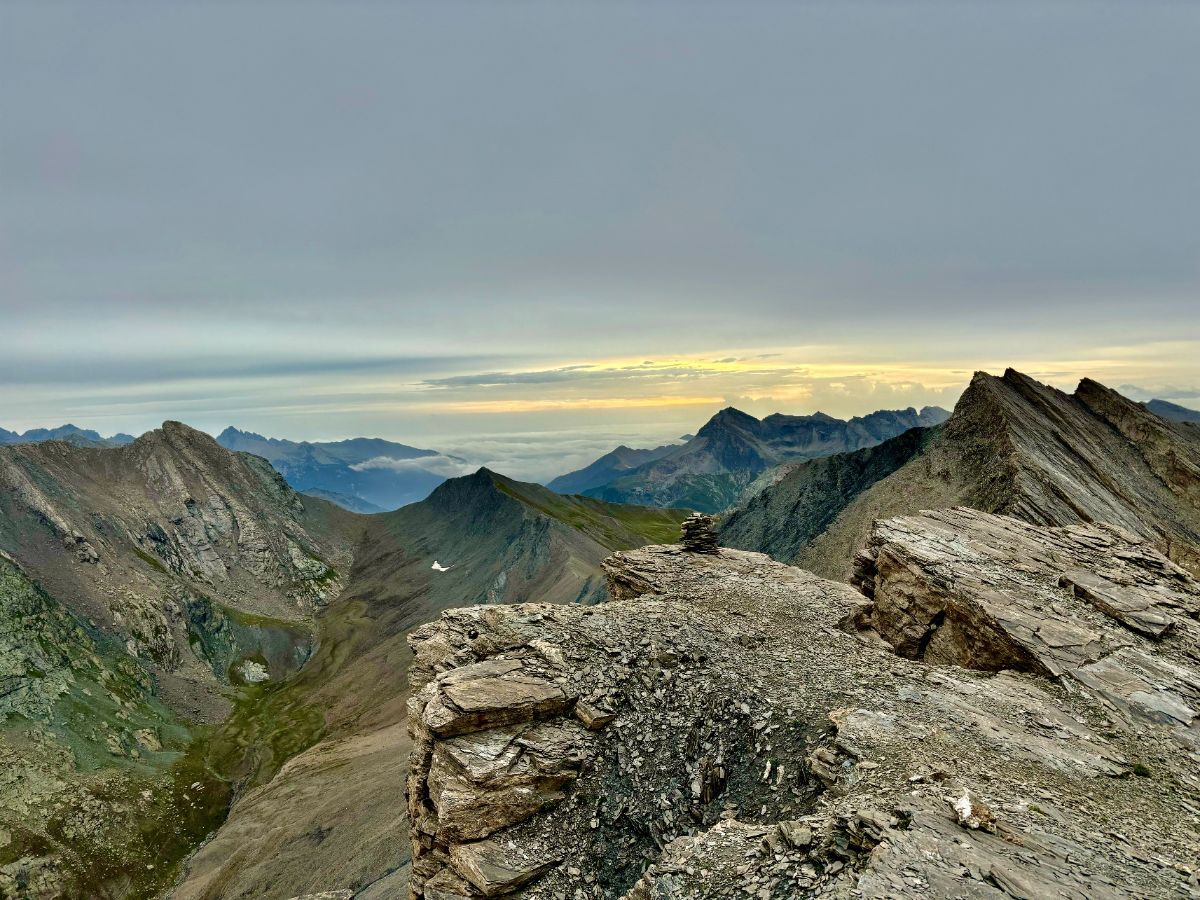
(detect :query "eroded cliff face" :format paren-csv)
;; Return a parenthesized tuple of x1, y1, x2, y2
(0, 423, 364, 710)
(406, 541, 1200, 898)
(0, 422, 355, 610)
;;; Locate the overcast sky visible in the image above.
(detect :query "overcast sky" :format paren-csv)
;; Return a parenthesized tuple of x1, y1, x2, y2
(2, 2, 1197, 478)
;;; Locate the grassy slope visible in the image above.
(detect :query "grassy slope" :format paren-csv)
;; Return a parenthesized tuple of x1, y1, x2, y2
(492, 473, 691, 549)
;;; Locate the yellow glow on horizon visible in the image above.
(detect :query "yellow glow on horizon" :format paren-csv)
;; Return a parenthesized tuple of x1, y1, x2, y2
(426, 395, 727, 414)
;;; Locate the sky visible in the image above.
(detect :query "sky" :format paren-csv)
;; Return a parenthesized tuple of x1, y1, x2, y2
(2, 2, 1198, 480)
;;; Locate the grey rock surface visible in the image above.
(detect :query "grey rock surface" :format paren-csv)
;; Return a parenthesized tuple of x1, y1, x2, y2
(406, 541, 1200, 898)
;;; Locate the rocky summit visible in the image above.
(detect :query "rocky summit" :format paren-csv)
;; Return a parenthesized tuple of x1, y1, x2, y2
(406, 524, 1200, 899)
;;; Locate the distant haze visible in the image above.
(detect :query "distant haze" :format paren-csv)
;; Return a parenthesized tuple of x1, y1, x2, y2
(2, 2, 1197, 481)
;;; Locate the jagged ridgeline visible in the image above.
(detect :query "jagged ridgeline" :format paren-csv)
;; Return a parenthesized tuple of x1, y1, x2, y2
(720, 369, 1200, 579)
(0, 424, 689, 899)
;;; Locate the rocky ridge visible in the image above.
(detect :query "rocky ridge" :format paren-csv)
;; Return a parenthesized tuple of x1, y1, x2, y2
(720, 370, 1200, 580)
(0, 422, 357, 682)
(406, 524, 1200, 898)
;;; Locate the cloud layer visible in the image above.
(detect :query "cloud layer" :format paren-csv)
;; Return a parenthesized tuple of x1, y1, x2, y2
(350, 454, 473, 479)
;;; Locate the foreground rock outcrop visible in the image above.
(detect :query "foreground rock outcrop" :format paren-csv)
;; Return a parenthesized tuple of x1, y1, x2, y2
(407, 536, 1200, 898)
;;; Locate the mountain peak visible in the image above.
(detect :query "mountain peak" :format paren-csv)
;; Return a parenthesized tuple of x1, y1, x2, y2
(219, 425, 258, 440)
(131, 421, 226, 456)
(161, 420, 212, 438)
(713, 405, 757, 422)
(697, 406, 760, 437)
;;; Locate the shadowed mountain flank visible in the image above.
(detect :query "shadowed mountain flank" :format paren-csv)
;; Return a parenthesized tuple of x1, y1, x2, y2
(1145, 398, 1200, 424)
(562, 406, 948, 513)
(546, 443, 680, 496)
(720, 370, 1200, 579)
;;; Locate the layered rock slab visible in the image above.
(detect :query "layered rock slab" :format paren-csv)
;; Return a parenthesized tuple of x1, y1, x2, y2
(408, 544, 1200, 898)
(853, 507, 1200, 749)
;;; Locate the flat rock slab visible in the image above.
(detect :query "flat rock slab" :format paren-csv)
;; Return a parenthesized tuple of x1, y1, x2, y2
(854, 508, 1200, 680)
(450, 839, 558, 897)
(422, 658, 570, 737)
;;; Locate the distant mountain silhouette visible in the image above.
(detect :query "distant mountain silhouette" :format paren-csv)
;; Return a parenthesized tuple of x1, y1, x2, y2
(216, 426, 455, 511)
(0, 423, 136, 447)
(546, 442, 682, 494)
(1146, 398, 1200, 424)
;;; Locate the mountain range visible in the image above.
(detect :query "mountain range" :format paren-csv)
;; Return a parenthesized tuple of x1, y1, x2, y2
(2, 372, 1200, 899)
(0, 423, 136, 447)
(555, 405, 950, 512)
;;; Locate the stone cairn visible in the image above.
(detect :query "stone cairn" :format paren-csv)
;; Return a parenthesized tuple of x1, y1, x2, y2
(680, 512, 719, 554)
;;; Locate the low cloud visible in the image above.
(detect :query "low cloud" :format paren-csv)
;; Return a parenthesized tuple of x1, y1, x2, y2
(350, 454, 473, 478)
(429, 428, 692, 483)
(1117, 383, 1200, 404)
